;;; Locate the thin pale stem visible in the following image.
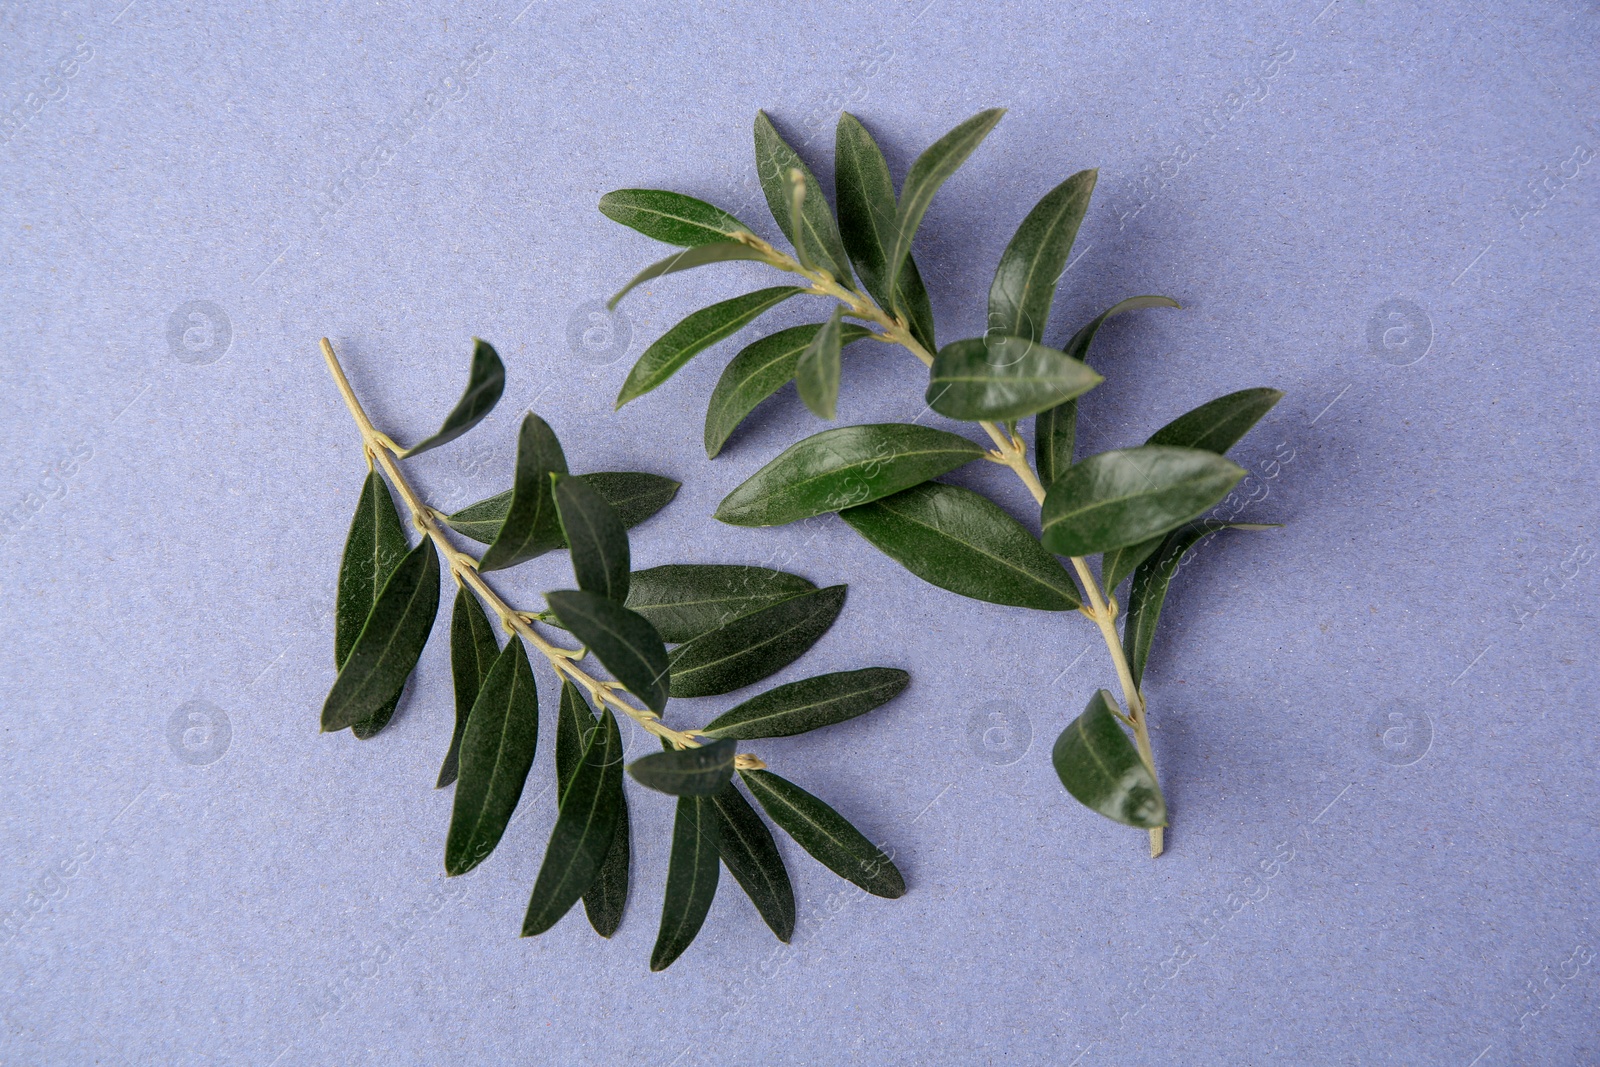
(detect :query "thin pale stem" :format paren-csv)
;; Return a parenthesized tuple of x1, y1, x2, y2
(757, 247, 1166, 857)
(320, 337, 700, 750)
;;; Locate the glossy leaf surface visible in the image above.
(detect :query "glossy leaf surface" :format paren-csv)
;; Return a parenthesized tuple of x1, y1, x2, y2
(1051, 689, 1166, 828)
(617, 287, 806, 408)
(554, 474, 630, 603)
(322, 538, 440, 733)
(599, 188, 753, 247)
(701, 668, 908, 740)
(439, 587, 500, 788)
(546, 590, 670, 715)
(1040, 446, 1245, 556)
(1034, 400, 1077, 489)
(1146, 387, 1284, 454)
(712, 782, 795, 942)
(666, 585, 847, 698)
(478, 413, 569, 571)
(651, 795, 720, 971)
(626, 738, 737, 796)
(840, 482, 1081, 610)
(403, 339, 505, 457)
(988, 170, 1097, 343)
(704, 323, 873, 458)
(715, 424, 987, 527)
(334, 470, 411, 738)
(740, 769, 904, 898)
(443, 636, 539, 875)
(622, 564, 816, 643)
(926, 335, 1102, 421)
(445, 471, 677, 545)
(523, 706, 624, 937)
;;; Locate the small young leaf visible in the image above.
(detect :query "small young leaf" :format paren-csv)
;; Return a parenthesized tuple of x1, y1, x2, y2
(666, 585, 847, 698)
(701, 668, 909, 740)
(626, 738, 737, 796)
(712, 782, 795, 942)
(608, 242, 777, 309)
(545, 590, 670, 714)
(556, 683, 631, 937)
(1146, 387, 1284, 454)
(1125, 521, 1281, 687)
(651, 795, 721, 971)
(715, 424, 988, 527)
(598, 189, 754, 247)
(926, 335, 1103, 421)
(438, 587, 501, 788)
(753, 111, 852, 283)
(443, 636, 539, 876)
(445, 471, 677, 545)
(839, 482, 1081, 610)
(617, 287, 807, 408)
(1033, 400, 1076, 490)
(794, 306, 845, 420)
(704, 323, 875, 458)
(1040, 446, 1245, 557)
(523, 707, 624, 937)
(1052, 690, 1166, 829)
(402, 339, 506, 457)
(322, 538, 440, 733)
(988, 170, 1097, 344)
(553, 474, 630, 603)
(884, 109, 1005, 309)
(622, 564, 817, 643)
(478, 413, 569, 571)
(739, 769, 904, 898)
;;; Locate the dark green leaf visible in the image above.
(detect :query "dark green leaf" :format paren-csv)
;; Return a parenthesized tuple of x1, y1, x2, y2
(1099, 536, 1163, 595)
(334, 470, 410, 669)
(1040, 446, 1245, 556)
(795, 306, 845, 420)
(438, 586, 501, 788)
(556, 683, 631, 937)
(626, 738, 737, 796)
(554, 474, 630, 603)
(926, 335, 1102, 421)
(1061, 295, 1182, 362)
(753, 111, 852, 283)
(523, 707, 624, 936)
(840, 482, 1080, 610)
(701, 668, 908, 740)
(1034, 400, 1076, 489)
(1125, 521, 1281, 687)
(988, 170, 1097, 344)
(667, 585, 847, 698)
(715, 424, 987, 527)
(1052, 689, 1166, 828)
(478, 414, 569, 571)
(402, 339, 505, 457)
(884, 109, 1005, 310)
(322, 538, 440, 733)
(704, 323, 875, 458)
(622, 564, 817, 643)
(445, 471, 677, 546)
(1146, 387, 1284, 454)
(617, 287, 807, 408)
(545, 590, 670, 714)
(739, 769, 904, 898)
(443, 636, 539, 875)
(651, 795, 720, 971)
(712, 782, 794, 942)
(599, 188, 754, 247)
(608, 242, 777, 310)
(898, 256, 939, 355)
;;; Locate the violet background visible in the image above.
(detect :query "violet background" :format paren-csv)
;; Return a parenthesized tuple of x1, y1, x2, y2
(2, 1, 1596, 1064)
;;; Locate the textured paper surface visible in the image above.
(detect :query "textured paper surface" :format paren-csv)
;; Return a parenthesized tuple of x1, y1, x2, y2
(2, 1, 1596, 1064)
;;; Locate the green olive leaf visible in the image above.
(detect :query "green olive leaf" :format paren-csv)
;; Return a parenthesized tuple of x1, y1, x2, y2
(666, 585, 847, 698)
(438, 586, 501, 788)
(617, 287, 808, 408)
(1040, 445, 1245, 557)
(322, 538, 440, 733)
(884, 109, 1005, 311)
(621, 564, 817, 643)
(840, 482, 1081, 610)
(739, 769, 904, 898)
(1052, 689, 1166, 829)
(753, 111, 852, 283)
(443, 636, 539, 876)
(445, 471, 677, 546)
(1125, 521, 1281, 687)
(651, 794, 721, 971)
(704, 323, 875, 458)
(555, 682, 631, 937)
(608, 242, 778, 310)
(599, 188, 754, 247)
(1146, 387, 1284, 454)
(701, 668, 909, 740)
(522, 706, 624, 937)
(715, 423, 988, 527)
(795, 306, 846, 421)
(626, 738, 737, 796)
(711, 782, 795, 942)
(402, 339, 505, 457)
(926, 335, 1103, 421)
(334, 469, 411, 738)
(553, 473, 631, 603)
(478, 413, 569, 571)
(988, 170, 1097, 344)
(545, 589, 670, 715)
